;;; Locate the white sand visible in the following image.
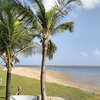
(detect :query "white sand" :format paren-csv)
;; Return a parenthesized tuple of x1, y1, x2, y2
(10, 67, 100, 94)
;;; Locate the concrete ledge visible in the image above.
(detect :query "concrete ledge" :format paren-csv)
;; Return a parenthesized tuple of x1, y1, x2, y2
(10, 95, 39, 100)
(10, 95, 65, 100)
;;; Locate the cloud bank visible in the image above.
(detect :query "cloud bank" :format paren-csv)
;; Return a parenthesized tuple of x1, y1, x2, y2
(43, 0, 100, 11)
(81, 0, 100, 9)
(80, 48, 100, 58)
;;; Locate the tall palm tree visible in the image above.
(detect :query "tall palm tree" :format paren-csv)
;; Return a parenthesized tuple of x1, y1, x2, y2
(11, 0, 81, 100)
(0, 0, 40, 100)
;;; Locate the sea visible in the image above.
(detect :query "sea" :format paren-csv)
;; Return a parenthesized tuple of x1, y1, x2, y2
(2, 65, 100, 86)
(47, 65, 100, 86)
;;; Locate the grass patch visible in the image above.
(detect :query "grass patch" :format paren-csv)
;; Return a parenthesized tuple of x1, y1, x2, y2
(0, 68, 100, 100)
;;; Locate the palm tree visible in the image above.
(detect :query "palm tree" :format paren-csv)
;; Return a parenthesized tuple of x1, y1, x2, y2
(11, 0, 81, 100)
(0, 0, 40, 100)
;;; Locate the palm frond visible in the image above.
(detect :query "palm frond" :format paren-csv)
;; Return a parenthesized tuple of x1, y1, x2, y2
(51, 22, 74, 35)
(46, 5, 60, 30)
(47, 40, 57, 60)
(34, 0, 47, 28)
(12, 0, 42, 30)
(17, 42, 41, 57)
(56, 0, 82, 15)
(15, 57, 20, 64)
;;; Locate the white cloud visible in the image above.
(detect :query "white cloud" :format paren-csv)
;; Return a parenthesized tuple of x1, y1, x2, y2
(81, 52, 89, 57)
(43, 0, 100, 11)
(43, 0, 55, 11)
(94, 48, 100, 56)
(81, 0, 100, 9)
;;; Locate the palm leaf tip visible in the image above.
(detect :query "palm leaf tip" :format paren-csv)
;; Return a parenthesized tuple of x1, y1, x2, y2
(60, 22, 74, 32)
(67, 22, 74, 32)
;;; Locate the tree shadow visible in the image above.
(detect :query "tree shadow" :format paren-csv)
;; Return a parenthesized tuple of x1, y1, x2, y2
(0, 85, 5, 89)
(0, 96, 5, 99)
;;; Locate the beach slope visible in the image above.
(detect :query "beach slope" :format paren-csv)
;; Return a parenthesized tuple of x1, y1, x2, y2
(11, 67, 100, 94)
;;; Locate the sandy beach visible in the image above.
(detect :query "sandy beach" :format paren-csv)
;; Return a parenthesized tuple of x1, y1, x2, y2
(10, 67, 100, 94)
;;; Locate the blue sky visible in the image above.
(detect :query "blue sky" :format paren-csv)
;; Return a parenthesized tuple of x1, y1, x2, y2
(1, 0, 100, 65)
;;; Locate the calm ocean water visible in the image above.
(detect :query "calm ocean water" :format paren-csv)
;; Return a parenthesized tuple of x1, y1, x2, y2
(47, 66, 100, 86)
(15, 65, 100, 86)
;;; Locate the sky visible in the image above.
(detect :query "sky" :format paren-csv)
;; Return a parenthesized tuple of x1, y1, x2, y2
(1, 0, 100, 65)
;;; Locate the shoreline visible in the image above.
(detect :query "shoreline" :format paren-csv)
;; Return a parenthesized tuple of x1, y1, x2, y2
(5, 67, 100, 94)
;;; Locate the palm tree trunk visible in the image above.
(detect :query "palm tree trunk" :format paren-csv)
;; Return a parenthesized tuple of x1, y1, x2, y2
(40, 40, 48, 100)
(6, 58, 12, 100)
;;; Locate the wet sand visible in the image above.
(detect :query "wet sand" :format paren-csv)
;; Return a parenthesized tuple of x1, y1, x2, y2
(10, 67, 100, 94)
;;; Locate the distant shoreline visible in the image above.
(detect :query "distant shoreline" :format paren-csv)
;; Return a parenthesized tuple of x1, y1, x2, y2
(16, 65, 100, 67)
(1, 65, 100, 68)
